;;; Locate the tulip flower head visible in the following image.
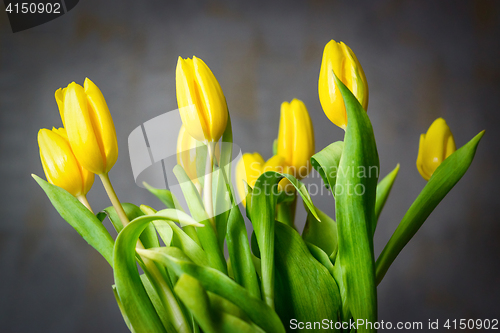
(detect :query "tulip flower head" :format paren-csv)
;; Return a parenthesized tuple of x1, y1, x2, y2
(38, 128, 94, 197)
(236, 153, 265, 206)
(416, 117, 456, 181)
(55, 78, 118, 175)
(318, 40, 368, 129)
(277, 99, 315, 180)
(176, 56, 228, 143)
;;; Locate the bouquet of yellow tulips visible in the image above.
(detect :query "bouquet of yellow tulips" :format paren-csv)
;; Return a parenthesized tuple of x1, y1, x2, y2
(33, 40, 483, 333)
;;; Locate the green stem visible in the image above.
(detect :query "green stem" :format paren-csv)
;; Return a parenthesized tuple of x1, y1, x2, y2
(203, 141, 216, 229)
(276, 195, 297, 229)
(77, 194, 94, 214)
(99, 173, 130, 227)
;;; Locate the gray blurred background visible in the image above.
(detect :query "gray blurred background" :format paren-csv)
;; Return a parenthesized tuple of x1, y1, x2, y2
(1, 0, 499, 332)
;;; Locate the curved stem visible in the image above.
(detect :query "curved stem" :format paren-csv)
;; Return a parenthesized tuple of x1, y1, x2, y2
(99, 173, 130, 227)
(77, 194, 94, 214)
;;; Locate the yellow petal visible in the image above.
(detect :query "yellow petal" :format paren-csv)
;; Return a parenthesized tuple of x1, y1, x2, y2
(416, 118, 456, 181)
(63, 82, 106, 174)
(84, 78, 118, 173)
(277, 99, 315, 179)
(193, 56, 228, 142)
(318, 40, 368, 129)
(55, 88, 66, 126)
(236, 152, 264, 205)
(176, 57, 210, 141)
(38, 128, 86, 196)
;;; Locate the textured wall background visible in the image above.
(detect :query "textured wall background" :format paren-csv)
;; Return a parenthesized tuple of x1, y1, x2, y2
(1, 0, 499, 332)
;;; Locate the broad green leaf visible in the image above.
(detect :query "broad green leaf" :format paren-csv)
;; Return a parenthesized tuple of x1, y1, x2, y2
(113, 222, 168, 332)
(143, 182, 201, 248)
(102, 203, 159, 249)
(114, 215, 195, 333)
(302, 206, 338, 261)
(112, 285, 135, 333)
(276, 197, 297, 229)
(305, 242, 335, 276)
(376, 131, 484, 285)
(167, 220, 208, 266)
(311, 141, 344, 190)
(173, 165, 227, 273)
(174, 274, 264, 333)
(143, 182, 182, 210)
(249, 170, 320, 309)
(32, 175, 114, 267)
(208, 292, 251, 323)
(138, 247, 286, 333)
(139, 274, 177, 333)
(374, 164, 400, 232)
(226, 205, 260, 299)
(249, 171, 283, 309)
(333, 74, 379, 330)
(274, 222, 341, 332)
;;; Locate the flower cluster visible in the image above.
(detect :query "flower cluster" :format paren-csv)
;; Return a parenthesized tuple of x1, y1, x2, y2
(34, 39, 481, 333)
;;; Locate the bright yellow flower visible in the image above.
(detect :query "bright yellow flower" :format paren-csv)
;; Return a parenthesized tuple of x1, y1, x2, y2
(236, 153, 264, 205)
(318, 40, 368, 129)
(56, 78, 118, 175)
(277, 99, 315, 179)
(38, 128, 94, 197)
(416, 118, 456, 181)
(176, 56, 228, 142)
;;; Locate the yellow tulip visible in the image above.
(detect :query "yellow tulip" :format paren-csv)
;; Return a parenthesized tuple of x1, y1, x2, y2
(177, 125, 202, 184)
(56, 78, 118, 175)
(318, 40, 368, 129)
(176, 56, 228, 142)
(235, 153, 264, 205)
(277, 99, 315, 179)
(38, 128, 94, 197)
(416, 118, 456, 181)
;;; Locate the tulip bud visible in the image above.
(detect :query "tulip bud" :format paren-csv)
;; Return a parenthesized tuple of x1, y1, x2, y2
(318, 40, 368, 129)
(176, 56, 228, 142)
(56, 78, 118, 175)
(262, 155, 294, 193)
(277, 99, 315, 179)
(38, 128, 94, 197)
(235, 153, 264, 206)
(416, 118, 456, 181)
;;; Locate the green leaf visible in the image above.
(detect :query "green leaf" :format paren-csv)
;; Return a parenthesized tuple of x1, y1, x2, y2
(143, 182, 183, 210)
(32, 175, 114, 267)
(274, 222, 341, 332)
(173, 165, 227, 273)
(139, 274, 178, 333)
(112, 285, 135, 333)
(102, 203, 160, 249)
(376, 131, 485, 285)
(113, 219, 168, 332)
(305, 242, 335, 275)
(137, 247, 286, 333)
(226, 205, 260, 299)
(311, 141, 344, 190)
(167, 220, 208, 266)
(302, 206, 338, 261)
(249, 171, 320, 309)
(174, 274, 264, 333)
(333, 74, 379, 330)
(374, 164, 400, 232)
(114, 214, 197, 333)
